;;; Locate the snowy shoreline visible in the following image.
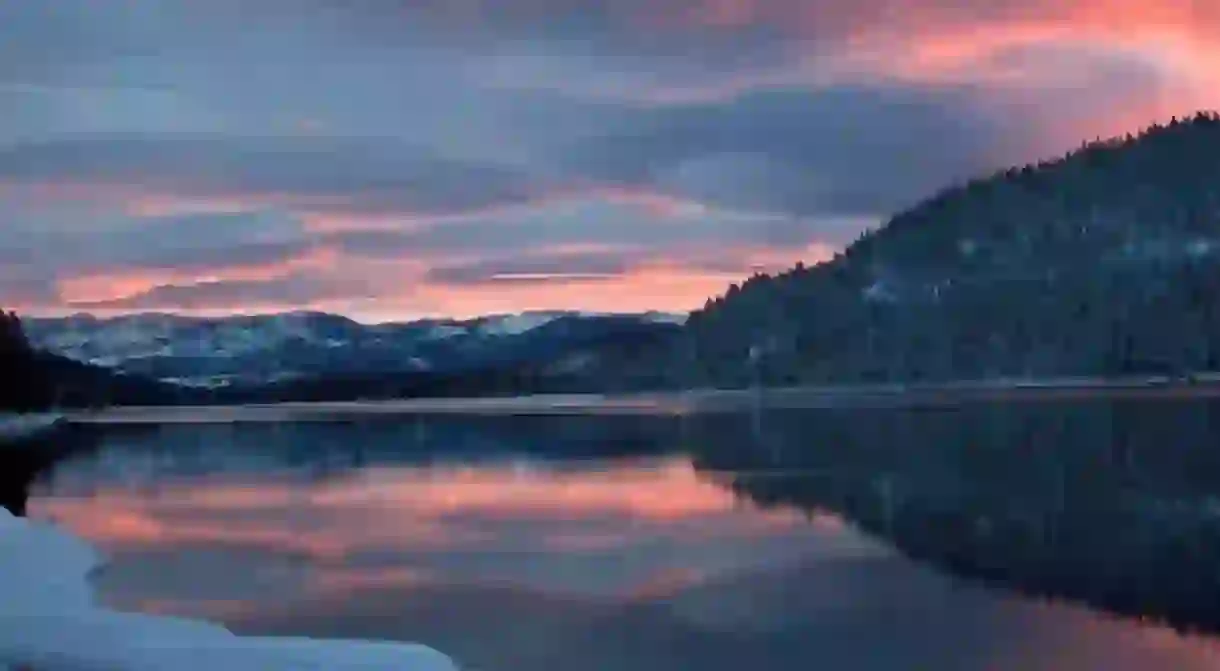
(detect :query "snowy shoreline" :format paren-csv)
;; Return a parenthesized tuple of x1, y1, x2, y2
(0, 509, 458, 670)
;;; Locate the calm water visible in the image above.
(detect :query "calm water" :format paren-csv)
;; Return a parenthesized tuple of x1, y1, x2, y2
(21, 405, 1220, 670)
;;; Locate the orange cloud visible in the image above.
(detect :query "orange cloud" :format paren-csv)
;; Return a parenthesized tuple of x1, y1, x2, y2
(69, 239, 823, 323)
(123, 194, 263, 218)
(55, 246, 339, 305)
(363, 249, 830, 321)
(668, 0, 1220, 41)
(834, 5, 1220, 90)
(26, 236, 839, 321)
(589, 186, 711, 219)
(16, 2, 1218, 321)
(607, 0, 1220, 130)
(409, 246, 833, 316)
(409, 264, 750, 318)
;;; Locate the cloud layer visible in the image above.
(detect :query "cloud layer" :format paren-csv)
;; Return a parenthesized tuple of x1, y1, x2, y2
(2, 0, 1217, 320)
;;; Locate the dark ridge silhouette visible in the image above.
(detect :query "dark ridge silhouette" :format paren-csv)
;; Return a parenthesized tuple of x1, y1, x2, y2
(0, 307, 202, 411)
(198, 316, 682, 403)
(0, 308, 51, 413)
(649, 112, 1220, 387)
(689, 397, 1220, 635)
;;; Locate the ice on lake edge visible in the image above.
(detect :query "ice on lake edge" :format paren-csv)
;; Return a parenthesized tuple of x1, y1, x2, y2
(0, 509, 459, 670)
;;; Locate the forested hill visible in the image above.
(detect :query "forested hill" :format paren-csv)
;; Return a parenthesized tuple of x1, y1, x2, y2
(676, 112, 1220, 386)
(0, 310, 183, 411)
(0, 310, 47, 412)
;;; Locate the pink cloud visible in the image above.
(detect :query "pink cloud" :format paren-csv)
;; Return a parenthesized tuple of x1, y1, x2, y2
(55, 246, 339, 305)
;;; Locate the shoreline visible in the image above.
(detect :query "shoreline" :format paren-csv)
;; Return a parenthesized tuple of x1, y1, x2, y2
(19, 382, 1220, 657)
(0, 508, 458, 670)
(63, 374, 1220, 425)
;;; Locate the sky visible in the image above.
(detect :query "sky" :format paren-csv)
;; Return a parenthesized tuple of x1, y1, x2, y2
(2, 1, 1219, 322)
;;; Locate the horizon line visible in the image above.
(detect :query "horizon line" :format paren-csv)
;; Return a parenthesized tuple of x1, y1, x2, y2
(15, 307, 693, 326)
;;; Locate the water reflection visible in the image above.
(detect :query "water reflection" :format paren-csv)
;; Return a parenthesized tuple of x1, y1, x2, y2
(29, 420, 868, 629)
(35, 457, 861, 610)
(22, 404, 1220, 670)
(694, 397, 1220, 636)
(0, 425, 99, 516)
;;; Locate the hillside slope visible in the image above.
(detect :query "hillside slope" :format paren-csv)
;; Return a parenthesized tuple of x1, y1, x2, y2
(677, 112, 1220, 386)
(0, 310, 188, 410)
(27, 311, 686, 388)
(211, 314, 685, 402)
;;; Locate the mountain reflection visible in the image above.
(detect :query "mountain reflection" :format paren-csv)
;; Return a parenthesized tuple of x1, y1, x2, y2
(36, 459, 826, 566)
(695, 396, 1220, 636)
(0, 426, 99, 516)
(29, 422, 866, 622)
(23, 403, 1220, 670)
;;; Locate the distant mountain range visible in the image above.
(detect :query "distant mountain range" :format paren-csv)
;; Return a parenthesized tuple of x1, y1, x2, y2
(25, 310, 687, 390)
(21, 114, 1220, 407)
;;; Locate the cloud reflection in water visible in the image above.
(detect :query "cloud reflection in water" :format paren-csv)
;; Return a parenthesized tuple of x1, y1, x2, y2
(24, 426, 1220, 671)
(31, 457, 871, 617)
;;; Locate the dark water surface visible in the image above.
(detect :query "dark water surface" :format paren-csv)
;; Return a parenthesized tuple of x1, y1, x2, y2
(23, 403, 1220, 670)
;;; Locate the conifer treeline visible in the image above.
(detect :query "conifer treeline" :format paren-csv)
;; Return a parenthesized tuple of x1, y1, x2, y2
(0, 309, 52, 412)
(658, 112, 1220, 386)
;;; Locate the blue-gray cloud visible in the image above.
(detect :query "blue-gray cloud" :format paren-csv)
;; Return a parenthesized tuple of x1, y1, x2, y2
(557, 86, 1047, 217)
(325, 197, 855, 260)
(0, 211, 314, 276)
(0, 135, 549, 217)
(422, 245, 793, 287)
(68, 274, 368, 311)
(0, 0, 1214, 316)
(425, 252, 632, 286)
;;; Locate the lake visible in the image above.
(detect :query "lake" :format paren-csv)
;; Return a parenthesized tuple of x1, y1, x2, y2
(21, 400, 1220, 670)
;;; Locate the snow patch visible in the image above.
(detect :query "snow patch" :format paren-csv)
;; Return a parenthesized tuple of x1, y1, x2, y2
(425, 325, 468, 340)
(862, 281, 898, 303)
(478, 312, 563, 336)
(1187, 239, 1216, 258)
(28, 310, 682, 386)
(642, 311, 688, 325)
(0, 509, 459, 670)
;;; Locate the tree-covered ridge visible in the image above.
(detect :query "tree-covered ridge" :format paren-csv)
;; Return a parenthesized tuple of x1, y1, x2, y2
(0, 309, 50, 412)
(682, 112, 1220, 385)
(0, 308, 189, 410)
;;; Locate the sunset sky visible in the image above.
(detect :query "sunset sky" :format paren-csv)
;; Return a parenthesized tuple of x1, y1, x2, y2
(3, 1, 1219, 322)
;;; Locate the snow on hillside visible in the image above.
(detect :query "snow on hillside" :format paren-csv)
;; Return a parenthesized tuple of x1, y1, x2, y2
(642, 311, 689, 325)
(24, 310, 689, 386)
(424, 324, 469, 340)
(474, 311, 566, 336)
(26, 311, 574, 363)
(0, 508, 458, 670)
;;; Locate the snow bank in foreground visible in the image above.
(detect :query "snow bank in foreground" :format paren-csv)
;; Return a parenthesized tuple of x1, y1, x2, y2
(0, 510, 459, 670)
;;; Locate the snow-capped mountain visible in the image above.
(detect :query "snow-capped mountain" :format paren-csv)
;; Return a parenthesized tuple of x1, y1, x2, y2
(25, 311, 688, 388)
